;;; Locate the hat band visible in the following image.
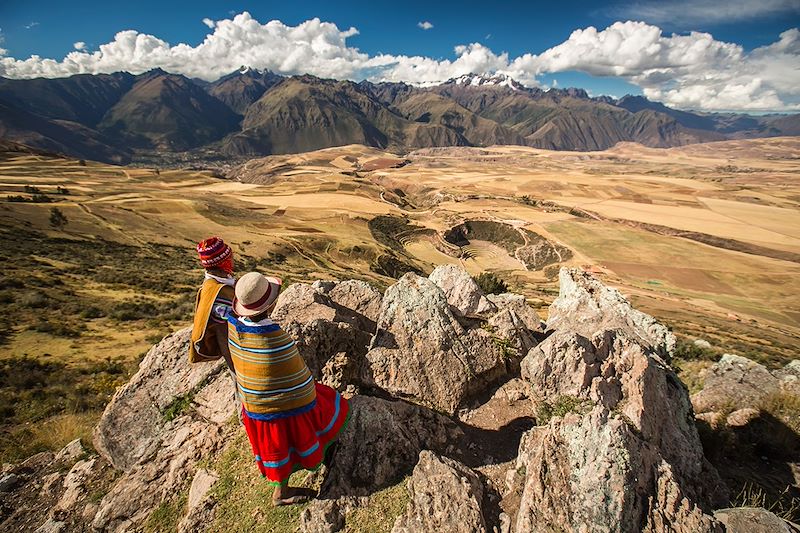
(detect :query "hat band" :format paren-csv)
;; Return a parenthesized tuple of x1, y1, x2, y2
(241, 283, 273, 310)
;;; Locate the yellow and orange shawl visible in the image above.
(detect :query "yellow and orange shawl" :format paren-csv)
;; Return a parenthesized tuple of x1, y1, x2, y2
(189, 278, 234, 363)
(227, 317, 316, 420)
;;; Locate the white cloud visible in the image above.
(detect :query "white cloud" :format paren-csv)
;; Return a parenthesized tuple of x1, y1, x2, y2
(202, 18, 215, 29)
(417, 21, 433, 30)
(502, 21, 800, 111)
(73, 42, 86, 51)
(24, 22, 39, 30)
(0, 13, 796, 112)
(615, 0, 800, 26)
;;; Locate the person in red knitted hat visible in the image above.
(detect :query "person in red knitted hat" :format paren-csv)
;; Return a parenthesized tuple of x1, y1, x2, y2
(190, 237, 237, 379)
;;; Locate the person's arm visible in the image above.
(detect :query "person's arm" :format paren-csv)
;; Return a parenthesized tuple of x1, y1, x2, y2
(214, 322, 235, 375)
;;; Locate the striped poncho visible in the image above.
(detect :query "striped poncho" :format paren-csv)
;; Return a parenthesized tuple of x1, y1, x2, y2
(227, 316, 317, 420)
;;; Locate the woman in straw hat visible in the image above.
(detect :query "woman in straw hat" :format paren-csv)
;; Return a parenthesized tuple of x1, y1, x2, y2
(227, 272, 350, 506)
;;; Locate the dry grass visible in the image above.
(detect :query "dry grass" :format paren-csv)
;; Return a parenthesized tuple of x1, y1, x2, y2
(343, 479, 409, 532)
(760, 391, 800, 433)
(732, 483, 800, 522)
(0, 411, 95, 463)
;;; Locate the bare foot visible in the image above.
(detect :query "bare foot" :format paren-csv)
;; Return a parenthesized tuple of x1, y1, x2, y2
(272, 494, 310, 506)
(271, 487, 316, 506)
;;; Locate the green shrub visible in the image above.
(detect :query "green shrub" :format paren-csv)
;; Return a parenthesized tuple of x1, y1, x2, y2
(18, 291, 49, 308)
(49, 207, 68, 229)
(29, 319, 84, 338)
(80, 306, 105, 319)
(673, 339, 718, 361)
(473, 272, 508, 295)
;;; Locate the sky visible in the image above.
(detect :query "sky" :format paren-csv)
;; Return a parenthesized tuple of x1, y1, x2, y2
(0, 0, 798, 112)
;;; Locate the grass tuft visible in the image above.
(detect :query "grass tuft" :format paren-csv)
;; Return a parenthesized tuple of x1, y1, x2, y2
(536, 395, 591, 424)
(144, 490, 188, 533)
(732, 483, 800, 523)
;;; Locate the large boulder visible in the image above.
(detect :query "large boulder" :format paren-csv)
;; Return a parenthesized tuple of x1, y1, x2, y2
(392, 451, 487, 533)
(546, 268, 675, 358)
(93, 328, 232, 471)
(270, 282, 374, 383)
(486, 293, 545, 335)
(692, 354, 786, 414)
(513, 409, 722, 533)
(486, 294, 546, 361)
(273, 281, 380, 334)
(428, 264, 497, 318)
(317, 395, 463, 499)
(271, 283, 338, 324)
(300, 396, 464, 531)
(283, 319, 372, 381)
(327, 280, 383, 328)
(365, 273, 510, 414)
(514, 270, 725, 532)
(713, 507, 798, 533)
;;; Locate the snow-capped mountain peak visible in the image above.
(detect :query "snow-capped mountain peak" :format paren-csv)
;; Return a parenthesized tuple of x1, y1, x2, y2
(445, 73, 523, 90)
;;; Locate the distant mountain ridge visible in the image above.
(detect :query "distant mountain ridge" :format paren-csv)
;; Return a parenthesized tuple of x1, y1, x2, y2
(0, 69, 797, 163)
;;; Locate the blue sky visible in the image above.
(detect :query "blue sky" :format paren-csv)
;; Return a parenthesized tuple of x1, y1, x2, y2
(0, 0, 798, 110)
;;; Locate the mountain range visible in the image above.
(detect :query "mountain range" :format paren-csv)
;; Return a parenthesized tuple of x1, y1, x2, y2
(0, 67, 797, 164)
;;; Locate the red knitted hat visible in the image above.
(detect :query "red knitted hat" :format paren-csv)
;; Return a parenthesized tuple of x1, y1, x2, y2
(197, 237, 232, 268)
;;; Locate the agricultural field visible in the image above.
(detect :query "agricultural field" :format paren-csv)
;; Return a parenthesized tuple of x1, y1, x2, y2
(0, 136, 798, 461)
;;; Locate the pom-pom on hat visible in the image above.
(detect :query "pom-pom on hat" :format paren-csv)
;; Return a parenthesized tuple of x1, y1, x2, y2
(233, 272, 283, 317)
(197, 237, 232, 268)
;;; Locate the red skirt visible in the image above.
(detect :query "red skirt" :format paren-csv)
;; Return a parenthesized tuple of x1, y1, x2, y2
(242, 382, 350, 484)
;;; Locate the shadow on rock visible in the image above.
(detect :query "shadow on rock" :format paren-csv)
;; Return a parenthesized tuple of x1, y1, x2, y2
(696, 410, 800, 522)
(455, 416, 536, 469)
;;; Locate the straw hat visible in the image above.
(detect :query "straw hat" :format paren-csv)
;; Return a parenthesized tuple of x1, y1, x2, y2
(232, 272, 282, 317)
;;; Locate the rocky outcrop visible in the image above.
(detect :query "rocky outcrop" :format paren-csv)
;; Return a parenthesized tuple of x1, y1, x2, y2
(8, 266, 780, 533)
(546, 268, 675, 358)
(366, 273, 511, 414)
(316, 395, 463, 499)
(274, 280, 382, 335)
(271, 282, 375, 382)
(327, 280, 383, 327)
(691, 354, 800, 464)
(513, 268, 724, 532)
(486, 293, 545, 333)
(392, 451, 487, 533)
(487, 293, 546, 356)
(93, 328, 230, 471)
(428, 264, 497, 317)
(90, 328, 237, 532)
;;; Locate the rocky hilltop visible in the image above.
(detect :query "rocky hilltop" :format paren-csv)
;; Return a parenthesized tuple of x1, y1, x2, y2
(1, 267, 796, 532)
